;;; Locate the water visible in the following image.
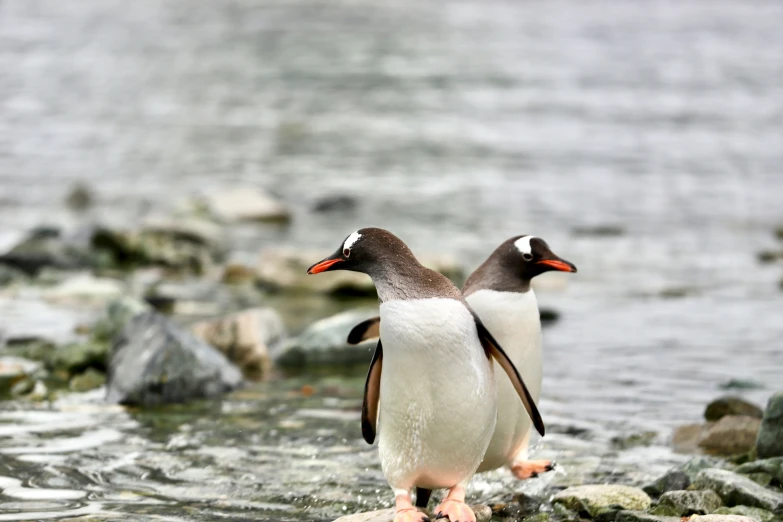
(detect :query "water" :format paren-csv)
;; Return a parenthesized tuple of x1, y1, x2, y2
(1, 0, 782, 520)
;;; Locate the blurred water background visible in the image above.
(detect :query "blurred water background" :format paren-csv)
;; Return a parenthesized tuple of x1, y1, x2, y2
(0, 0, 782, 520)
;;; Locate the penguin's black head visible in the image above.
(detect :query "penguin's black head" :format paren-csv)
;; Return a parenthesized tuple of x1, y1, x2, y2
(307, 227, 416, 276)
(463, 234, 577, 295)
(505, 235, 577, 279)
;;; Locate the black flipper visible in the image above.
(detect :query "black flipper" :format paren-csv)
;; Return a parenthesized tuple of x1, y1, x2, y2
(361, 340, 383, 444)
(471, 309, 546, 436)
(347, 316, 381, 345)
(415, 487, 432, 508)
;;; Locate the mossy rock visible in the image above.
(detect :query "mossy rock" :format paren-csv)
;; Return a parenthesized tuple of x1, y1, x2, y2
(713, 505, 775, 522)
(46, 341, 108, 374)
(70, 369, 106, 392)
(553, 485, 652, 518)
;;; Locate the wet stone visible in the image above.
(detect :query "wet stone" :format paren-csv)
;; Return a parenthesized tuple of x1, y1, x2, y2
(713, 505, 776, 522)
(698, 415, 762, 455)
(492, 493, 543, 519)
(672, 423, 708, 453)
(693, 515, 757, 522)
(756, 391, 783, 459)
(46, 341, 108, 374)
(106, 312, 243, 406)
(70, 368, 106, 392)
(643, 469, 691, 497)
(553, 485, 652, 518)
(693, 468, 783, 512)
(202, 187, 292, 223)
(658, 489, 723, 516)
(705, 397, 764, 422)
(736, 457, 783, 486)
(614, 511, 679, 522)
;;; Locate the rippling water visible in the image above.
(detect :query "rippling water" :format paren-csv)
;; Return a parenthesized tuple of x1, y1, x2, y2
(1, 0, 782, 520)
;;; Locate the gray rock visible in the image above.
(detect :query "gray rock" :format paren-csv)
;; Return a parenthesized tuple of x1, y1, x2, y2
(0, 357, 39, 395)
(705, 397, 764, 422)
(614, 511, 679, 522)
(699, 415, 762, 455)
(643, 470, 691, 497)
(553, 485, 652, 517)
(757, 392, 783, 459)
(736, 458, 783, 485)
(680, 456, 729, 481)
(0, 264, 28, 286)
(332, 505, 491, 522)
(659, 489, 723, 515)
(312, 194, 358, 213)
(202, 187, 292, 223)
(106, 312, 243, 406)
(0, 227, 93, 274)
(275, 309, 379, 367)
(713, 506, 776, 522)
(692, 516, 757, 522)
(693, 468, 783, 512)
(65, 183, 93, 211)
(46, 341, 108, 374)
(191, 308, 286, 380)
(43, 274, 125, 304)
(91, 296, 153, 342)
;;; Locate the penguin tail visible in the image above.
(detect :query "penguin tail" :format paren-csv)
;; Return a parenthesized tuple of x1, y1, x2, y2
(415, 487, 432, 508)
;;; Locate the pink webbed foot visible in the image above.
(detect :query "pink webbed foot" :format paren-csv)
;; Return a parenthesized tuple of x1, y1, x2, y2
(394, 507, 430, 522)
(433, 499, 476, 522)
(510, 459, 555, 480)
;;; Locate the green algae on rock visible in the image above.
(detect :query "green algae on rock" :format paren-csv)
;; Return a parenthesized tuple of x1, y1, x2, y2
(553, 485, 652, 518)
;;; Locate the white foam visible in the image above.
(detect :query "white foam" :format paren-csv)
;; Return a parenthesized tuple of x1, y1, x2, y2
(514, 235, 536, 255)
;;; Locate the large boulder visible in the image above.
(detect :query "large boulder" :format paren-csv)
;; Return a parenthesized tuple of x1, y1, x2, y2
(256, 248, 465, 296)
(201, 187, 291, 223)
(699, 415, 762, 455)
(705, 397, 764, 422)
(658, 490, 723, 516)
(275, 309, 378, 367)
(693, 468, 783, 512)
(191, 308, 285, 380)
(552, 485, 651, 518)
(106, 312, 243, 406)
(756, 392, 783, 458)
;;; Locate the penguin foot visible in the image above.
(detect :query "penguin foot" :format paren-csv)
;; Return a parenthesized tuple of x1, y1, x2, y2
(511, 459, 555, 480)
(394, 507, 430, 522)
(433, 499, 476, 522)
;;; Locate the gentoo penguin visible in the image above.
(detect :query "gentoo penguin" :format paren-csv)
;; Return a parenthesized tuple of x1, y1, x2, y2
(348, 235, 576, 508)
(307, 228, 544, 522)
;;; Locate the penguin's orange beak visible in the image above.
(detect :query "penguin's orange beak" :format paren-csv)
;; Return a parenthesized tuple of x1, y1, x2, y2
(307, 257, 343, 274)
(537, 258, 577, 273)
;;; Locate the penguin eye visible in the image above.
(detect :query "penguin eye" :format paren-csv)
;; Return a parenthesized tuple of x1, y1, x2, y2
(522, 253, 533, 262)
(343, 248, 351, 257)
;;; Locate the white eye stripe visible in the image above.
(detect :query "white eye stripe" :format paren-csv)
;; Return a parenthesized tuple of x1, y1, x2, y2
(514, 236, 536, 255)
(344, 231, 362, 251)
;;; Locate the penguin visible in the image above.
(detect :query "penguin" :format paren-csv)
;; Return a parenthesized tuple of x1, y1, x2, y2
(307, 228, 544, 522)
(348, 235, 576, 508)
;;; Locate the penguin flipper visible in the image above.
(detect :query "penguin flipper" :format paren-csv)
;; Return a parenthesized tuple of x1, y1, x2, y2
(472, 311, 546, 437)
(347, 316, 381, 345)
(361, 340, 383, 444)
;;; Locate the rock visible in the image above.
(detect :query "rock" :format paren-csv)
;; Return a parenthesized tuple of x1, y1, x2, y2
(720, 380, 765, 391)
(222, 263, 256, 284)
(705, 397, 764, 422)
(539, 308, 561, 324)
(0, 357, 38, 395)
(673, 423, 709, 453)
(312, 194, 358, 213)
(643, 470, 691, 497)
(693, 468, 783, 512)
(10, 377, 35, 397)
(0, 264, 28, 286)
(736, 458, 783, 486)
(572, 225, 625, 237)
(491, 493, 543, 519)
(26, 380, 48, 402)
(614, 511, 679, 522)
(0, 226, 93, 274)
(275, 309, 379, 367)
(70, 368, 106, 392)
(44, 274, 125, 304)
(552, 485, 652, 517)
(691, 516, 757, 522)
(91, 226, 216, 274)
(713, 506, 776, 522)
(658, 490, 723, 515)
(46, 341, 108, 374)
(332, 505, 491, 522)
(191, 308, 285, 380)
(1, 337, 55, 362)
(680, 456, 729, 481)
(776, 227, 783, 240)
(141, 216, 223, 251)
(756, 392, 783, 459)
(611, 431, 657, 450)
(756, 250, 783, 264)
(646, 505, 681, 517)
(91, 296, 153, 341)
(257, 248, 464, 296)
(202, 188, 291, 223)
(106, 312, 243, 406)
(522, 514, 551, 522)
(699, 415, 762, 455)
(65, 183, 93, 211)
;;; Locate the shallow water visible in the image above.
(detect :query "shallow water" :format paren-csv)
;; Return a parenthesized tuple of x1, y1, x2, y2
(1, 0, 782, 520)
